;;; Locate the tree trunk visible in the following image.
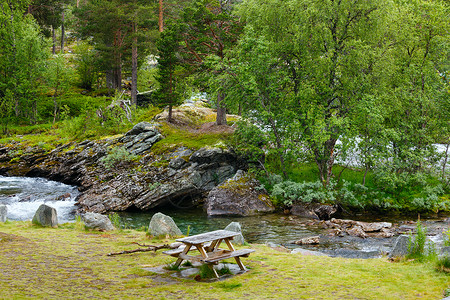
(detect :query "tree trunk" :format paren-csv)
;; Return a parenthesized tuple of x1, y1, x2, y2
(52, 26, 56, 55)
(60, 12, 65, 54)
(159, 0, 163, 32)
(131, 22, 138, 106)
(216, 92, 227, 125)
(313, 138, 337, 187)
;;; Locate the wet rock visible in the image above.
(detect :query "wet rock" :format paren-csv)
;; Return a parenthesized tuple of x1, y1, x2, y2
(224, 222, 245, 245)
(346, 226, 367, 238)
(56, 193, 71, 200)
(356, 221, 392, 232)
(0, 205, 7, 222)
(82, 212, 115, 231)
(148, 212, 182, 237)
(206, 170, 275, 216)
(293, 236, 320, 245)
(32, 204, 58, 228)
(389, 235, 410, 258)
(291, 203, 336, 220)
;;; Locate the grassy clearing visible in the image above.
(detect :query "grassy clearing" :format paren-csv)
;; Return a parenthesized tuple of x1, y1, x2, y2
(0, 221, 449, 299)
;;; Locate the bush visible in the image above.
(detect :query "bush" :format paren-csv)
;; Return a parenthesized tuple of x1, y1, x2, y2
(436, 256, 450, 273)
(100, 147, 138, 170)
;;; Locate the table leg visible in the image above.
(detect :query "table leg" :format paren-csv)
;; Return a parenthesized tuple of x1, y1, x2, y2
(174, 244, 191, 267)
(224, 238, 246, 270)
(196, 245, 219, 278)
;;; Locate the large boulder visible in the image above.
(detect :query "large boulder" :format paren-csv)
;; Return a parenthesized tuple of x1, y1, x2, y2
(32, 204, 58, 228)
(206, 170, 275, 216)
(82, 212, 115, 231)
(224, 222, 245, 245)
(389, 235, 410, 258)
(120, 122, 163, 155)
(0, 205, 6, 222)
(148, 212, 182, 237)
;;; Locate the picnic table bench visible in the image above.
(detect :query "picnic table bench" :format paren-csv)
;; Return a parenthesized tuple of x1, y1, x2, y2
(163, 230, 255, 278)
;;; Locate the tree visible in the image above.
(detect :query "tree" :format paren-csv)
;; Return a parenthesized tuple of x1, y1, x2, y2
(178, 0, 243, 125)
(0, 0, 48, 127)
(153, 23, 185, 122)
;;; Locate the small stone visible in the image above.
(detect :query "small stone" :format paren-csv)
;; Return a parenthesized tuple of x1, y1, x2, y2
(294, 236, 320, 245)
(224, 222, 245, 245)
(32, 204, 58, 228)
(148, 212, 182, 237)
(346, 226, 367, 238)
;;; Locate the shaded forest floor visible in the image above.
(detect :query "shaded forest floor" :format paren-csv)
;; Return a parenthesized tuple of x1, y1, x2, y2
(0, 221, 449, 299)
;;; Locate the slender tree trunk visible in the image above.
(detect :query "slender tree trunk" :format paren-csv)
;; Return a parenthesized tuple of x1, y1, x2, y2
(443, 142, 450, 181)
(216, 92, 227, 125)
(131, 21, 138, 106)
(52, 26, 56, 55)
(313, 138, 337, 187)
(159, 0, 163, 32)
(60, 11, 65, 54)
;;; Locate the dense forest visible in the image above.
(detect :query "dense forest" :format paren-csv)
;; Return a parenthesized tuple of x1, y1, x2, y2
(0, 0, 449, 214)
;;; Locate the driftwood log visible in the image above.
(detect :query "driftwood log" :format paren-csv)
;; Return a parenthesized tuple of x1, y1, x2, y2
(107, 242, 173, 256)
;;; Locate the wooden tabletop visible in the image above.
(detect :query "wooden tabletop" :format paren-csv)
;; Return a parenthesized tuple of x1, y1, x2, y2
(176, 230, 239, 245)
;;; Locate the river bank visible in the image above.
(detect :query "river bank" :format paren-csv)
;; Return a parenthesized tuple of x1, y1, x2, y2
(1, 220, 449, 299)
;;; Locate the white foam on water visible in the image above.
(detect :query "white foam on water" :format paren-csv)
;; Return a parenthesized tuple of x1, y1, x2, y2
(0, 176, 79, 223)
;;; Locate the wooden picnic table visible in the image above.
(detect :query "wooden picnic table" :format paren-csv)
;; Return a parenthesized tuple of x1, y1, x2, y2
(162, 229, 254, 278)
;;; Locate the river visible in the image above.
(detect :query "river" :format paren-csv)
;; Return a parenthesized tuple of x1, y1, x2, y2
(1, 176, 447, 258)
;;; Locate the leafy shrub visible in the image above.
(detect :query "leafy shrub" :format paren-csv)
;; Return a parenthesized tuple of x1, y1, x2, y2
(271, 180, 335, 206)
(108, 212, 121, 230)
(101, 147, 138, 170)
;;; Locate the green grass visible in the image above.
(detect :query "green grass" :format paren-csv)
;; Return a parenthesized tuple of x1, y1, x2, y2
(151, 122, 231, 154)
(1, 221, 449, 299)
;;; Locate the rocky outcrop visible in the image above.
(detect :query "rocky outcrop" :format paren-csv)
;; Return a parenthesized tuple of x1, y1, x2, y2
(32, 204, 58, 227)
(0, 122, 246, 214)
(148, 212, 182, 237)
(206, 170, 275, 216)
(293, 236, 320, 245)
(0, 205, 6, 222)
(82, 212, 115, 231)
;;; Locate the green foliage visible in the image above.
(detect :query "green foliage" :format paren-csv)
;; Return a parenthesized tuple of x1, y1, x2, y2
(100, 146, 138, 170)
(407, 220, 429, 262)
(198, 264, 216, 279)
(108, 213, 121, 230)
(217, 265, 232, 276)
(73, 43, 98, 90)
(164, 263, 181, 271)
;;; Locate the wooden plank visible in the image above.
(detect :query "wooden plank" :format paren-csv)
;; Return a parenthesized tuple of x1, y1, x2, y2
(202, 249, 255, 263)
(176, 230, 239, 245)
(178, 253, 203, 263)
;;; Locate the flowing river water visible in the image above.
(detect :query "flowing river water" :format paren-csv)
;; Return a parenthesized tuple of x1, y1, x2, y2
(1, 176, 448, 258)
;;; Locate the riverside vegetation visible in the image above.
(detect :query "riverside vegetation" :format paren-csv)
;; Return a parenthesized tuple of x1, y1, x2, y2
(1, 220, 450, 299)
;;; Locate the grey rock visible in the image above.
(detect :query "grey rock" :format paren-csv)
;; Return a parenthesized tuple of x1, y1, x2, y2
(32, 204, 58, 227)
(346, 226, 367, 238)
(291, 247, 327, 256)
(169, 156, 189, 170)
(224, 222, 245, 245)
(0, 205, 7, 222)
(441, 246, 450, 257)
(356, 221, 392, 232)
(148, 212, 182, 237)
(206, 171, 275, 216)
(328, 249, 381, 259)
(389, 234, 410, 258)
(125, 122, 159, 136)
(190, 148, 233, 165)
(82, 212, 115, 231)
(291, 203, 337, 220)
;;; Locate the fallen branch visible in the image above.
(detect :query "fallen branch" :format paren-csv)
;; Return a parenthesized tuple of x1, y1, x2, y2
(107, 244, 171, 256)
